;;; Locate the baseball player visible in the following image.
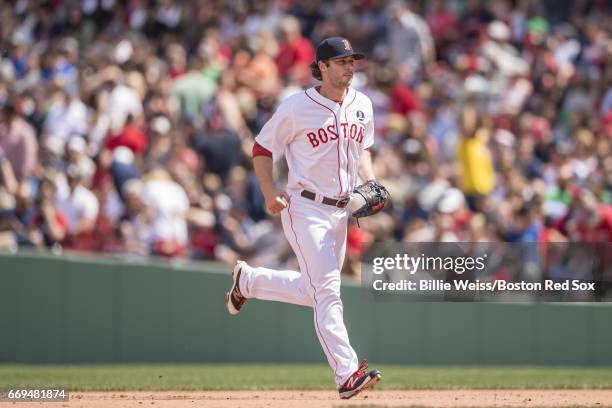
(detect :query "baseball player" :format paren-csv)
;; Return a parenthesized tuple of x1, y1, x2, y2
(226, 37, 383, 399)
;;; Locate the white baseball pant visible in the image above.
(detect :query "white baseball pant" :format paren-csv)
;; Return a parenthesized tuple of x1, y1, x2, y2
(239, 193, 359, 387)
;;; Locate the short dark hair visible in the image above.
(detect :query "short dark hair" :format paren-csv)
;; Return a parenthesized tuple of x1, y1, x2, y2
(310, 60, 329, 81)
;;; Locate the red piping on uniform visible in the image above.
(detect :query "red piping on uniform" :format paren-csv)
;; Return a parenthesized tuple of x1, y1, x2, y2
(343, 91, 357, 194)
(305, 90, 343, 197)
(287, 201, 339, 376)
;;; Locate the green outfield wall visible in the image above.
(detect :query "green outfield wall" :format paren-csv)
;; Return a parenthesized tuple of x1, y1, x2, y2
(1, 251, 611, 365)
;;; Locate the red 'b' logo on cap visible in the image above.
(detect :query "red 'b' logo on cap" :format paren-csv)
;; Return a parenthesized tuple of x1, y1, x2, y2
(342, 39, 352, 51)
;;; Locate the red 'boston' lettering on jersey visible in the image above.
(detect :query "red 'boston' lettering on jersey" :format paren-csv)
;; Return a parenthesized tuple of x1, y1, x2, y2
(307, 132, 319, 147)
(318, 128, 329, 143)
(339, 122, 364, 142)
(340, 123, 349, 138)
(307, 123, 365, 148)
(327, 125, 338, 140)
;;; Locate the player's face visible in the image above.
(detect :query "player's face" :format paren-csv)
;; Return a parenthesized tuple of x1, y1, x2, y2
(325, 56, 355, 88)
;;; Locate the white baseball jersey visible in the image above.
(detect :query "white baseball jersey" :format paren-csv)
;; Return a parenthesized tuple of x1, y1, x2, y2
(256, 86, 374, 198)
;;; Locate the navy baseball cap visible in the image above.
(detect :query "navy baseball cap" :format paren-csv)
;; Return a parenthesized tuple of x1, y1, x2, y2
(315, 37, 365, 63)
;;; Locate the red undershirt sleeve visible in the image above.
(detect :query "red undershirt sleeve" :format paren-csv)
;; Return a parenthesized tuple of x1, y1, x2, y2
(252, 142, 273, 159)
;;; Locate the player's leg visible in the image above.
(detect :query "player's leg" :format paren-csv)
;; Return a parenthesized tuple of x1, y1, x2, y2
(235, 205, 316, 308)
(323, 211, 381, 398)
(239, 263, 313, 307)
(284, 196, 359, 387)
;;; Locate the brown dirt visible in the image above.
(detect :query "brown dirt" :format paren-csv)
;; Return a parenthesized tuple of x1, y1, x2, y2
(6, 390, 612, 408)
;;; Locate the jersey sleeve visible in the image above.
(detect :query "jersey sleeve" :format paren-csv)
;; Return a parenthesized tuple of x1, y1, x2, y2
(255, 99, 295, 158)
(363, 98, 375, 149)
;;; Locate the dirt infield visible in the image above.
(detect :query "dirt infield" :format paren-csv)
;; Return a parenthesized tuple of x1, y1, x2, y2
(7, 390, 612, 408)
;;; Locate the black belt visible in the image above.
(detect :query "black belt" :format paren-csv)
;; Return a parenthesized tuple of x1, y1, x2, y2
(301, 190, 350, 208)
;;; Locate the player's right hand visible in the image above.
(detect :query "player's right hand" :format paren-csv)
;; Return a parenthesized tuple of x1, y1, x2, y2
(264, 190, 290, 214)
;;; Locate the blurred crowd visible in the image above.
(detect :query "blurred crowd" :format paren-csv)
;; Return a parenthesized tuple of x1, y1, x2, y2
(1, 0, 612, 274)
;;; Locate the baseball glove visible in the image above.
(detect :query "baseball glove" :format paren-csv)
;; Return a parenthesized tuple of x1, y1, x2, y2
(351, 180, 389, 219)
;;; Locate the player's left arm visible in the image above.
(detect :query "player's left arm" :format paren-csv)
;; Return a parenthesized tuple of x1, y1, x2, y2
(358, 148, 376, 182)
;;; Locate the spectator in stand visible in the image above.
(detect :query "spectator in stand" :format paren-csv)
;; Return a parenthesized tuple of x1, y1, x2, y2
(0, 145, 17, 196)
(43, 85, 88, 143)
(481, 20, 529, 79)
(457, 105, 495, 210)
(56, 164, 99, 250)
(106, 114, 148, 154)
(387, 0, 435, 82)
(142, 168, 189, 258)
(426, 0, 459, 60)
(66, 136, 96, 186)
(106, 68, 144, 135)
(567, 190, 612, 243)
(0, 175, 61, 251)
(275, 16, 314, 82)
(170, 55, 217, 121)
(375, 67, 423, 116)
(0, 102, 38, 189)
(30, 176, 67, 248)
(118, 179, 153, 257)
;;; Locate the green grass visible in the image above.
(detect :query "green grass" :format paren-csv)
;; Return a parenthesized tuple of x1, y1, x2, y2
(1, 364, 612, 391)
